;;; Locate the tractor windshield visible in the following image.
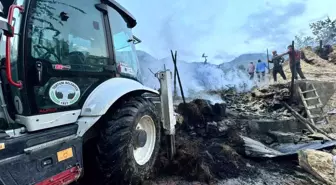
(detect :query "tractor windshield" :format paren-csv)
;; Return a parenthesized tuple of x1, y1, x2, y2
(28, 0, 109, 72)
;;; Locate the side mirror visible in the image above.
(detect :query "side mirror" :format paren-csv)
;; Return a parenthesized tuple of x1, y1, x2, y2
(132, 35, 141, 45)
(0, 20, 13, 37)
(0, 1, 3, 14)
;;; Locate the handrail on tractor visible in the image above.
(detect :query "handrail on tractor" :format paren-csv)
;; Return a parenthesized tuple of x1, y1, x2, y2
(5, 5, 24, 88)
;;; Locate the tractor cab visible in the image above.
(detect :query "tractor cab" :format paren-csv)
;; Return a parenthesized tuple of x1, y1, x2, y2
(0, 0, 142, 131)
(0, 1, 177, 184)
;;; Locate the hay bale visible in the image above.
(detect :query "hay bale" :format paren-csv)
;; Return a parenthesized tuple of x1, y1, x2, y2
(193, 99, 214, 121)
(298, 149, 336, 185)
(328, 49, 336, 64)
(177, 102, 205, 128)
(192, 99, 226, 121)
(177, 99, 227, 129)
(301, 47, 328, 67)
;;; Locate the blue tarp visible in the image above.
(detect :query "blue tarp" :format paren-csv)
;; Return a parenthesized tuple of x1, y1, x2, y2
(273, 140, 336, 156)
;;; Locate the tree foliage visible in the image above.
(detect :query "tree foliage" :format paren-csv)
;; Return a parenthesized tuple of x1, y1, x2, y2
(309, 17, 336, 44)
(295, 17, 336, 48)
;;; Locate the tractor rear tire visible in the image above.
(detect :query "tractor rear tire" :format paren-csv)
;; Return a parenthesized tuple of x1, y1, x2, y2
(97, 96, 161, 185)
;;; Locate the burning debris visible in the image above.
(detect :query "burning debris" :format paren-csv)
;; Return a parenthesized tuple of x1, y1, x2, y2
(209, 83, 296, 120)
(151, 90, 325, 184)
(149, 45, 336, 184)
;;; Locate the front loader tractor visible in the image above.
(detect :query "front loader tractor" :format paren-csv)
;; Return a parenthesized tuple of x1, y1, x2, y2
(0, 0, 176, 184)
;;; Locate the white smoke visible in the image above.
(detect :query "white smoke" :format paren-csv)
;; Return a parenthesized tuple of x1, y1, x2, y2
(138, 51, 253, 102)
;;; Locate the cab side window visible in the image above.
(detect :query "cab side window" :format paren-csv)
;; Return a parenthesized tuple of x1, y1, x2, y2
(108, 8, 140, 78)
(29, 0, 109, 73)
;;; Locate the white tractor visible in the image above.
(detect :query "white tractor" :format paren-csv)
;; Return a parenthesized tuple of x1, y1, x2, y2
(0, 0, 176, 184)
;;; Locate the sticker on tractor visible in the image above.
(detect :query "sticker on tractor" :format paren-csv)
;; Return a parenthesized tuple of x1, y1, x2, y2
(52, 64, 71, 70)
(57, 147, 73, 162)
(0, 143, 5, 150)
(49, 80, 81, 106)
(117, 62, 135, 75)
(14, 96, 23, 114)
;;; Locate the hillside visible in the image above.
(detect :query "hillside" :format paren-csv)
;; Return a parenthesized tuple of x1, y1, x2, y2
(219, 53, 268, 69)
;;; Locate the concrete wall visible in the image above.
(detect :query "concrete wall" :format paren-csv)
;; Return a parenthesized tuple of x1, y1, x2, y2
(293, 80, 336, 107)
(244, 119, 306, 144)
(247, 119, 306, 135)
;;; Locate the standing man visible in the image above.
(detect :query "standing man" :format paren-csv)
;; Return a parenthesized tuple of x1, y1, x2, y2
(277, 45, 306, 80)
(256, 59, 267, 82)
(269, 50, 286, 82)
(247, 62, 255, 80)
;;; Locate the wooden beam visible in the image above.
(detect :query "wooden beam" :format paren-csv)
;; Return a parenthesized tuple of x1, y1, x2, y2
(290, 41, 296, 102)
(170, 50, 185, 104)
(283, 102, 335, 140)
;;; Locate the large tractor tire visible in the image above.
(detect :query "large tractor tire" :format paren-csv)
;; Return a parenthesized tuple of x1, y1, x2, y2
(97, 95, 161, 185)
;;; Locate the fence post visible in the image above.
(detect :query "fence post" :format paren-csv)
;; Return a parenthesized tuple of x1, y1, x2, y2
(170, 50, 185, 104)
(290, 41, 296, 102)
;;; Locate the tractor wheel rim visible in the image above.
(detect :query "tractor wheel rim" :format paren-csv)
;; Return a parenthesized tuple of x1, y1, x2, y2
(133, 115, 156, 165)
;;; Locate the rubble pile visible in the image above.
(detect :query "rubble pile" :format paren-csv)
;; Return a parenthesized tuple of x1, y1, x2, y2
(210, 83, 296, 120)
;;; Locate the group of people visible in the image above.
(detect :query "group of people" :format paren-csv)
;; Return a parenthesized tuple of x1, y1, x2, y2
(247, 45, 306, 83)
(247, 60, 267, 82)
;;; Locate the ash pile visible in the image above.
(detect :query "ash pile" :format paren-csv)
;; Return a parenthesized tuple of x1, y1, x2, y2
(151, 84, 324, 184)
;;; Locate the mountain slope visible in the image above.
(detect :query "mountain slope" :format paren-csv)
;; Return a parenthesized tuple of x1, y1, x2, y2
(220, 53, 268, 69)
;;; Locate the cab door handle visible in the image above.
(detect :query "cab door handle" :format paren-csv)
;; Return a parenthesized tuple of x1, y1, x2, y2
(36, 61, 43, 83)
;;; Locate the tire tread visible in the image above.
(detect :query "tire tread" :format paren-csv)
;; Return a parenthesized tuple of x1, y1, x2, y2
(97, 96, 160, 185)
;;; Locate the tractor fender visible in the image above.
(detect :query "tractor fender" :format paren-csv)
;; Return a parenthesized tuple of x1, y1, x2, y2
(80, 77, 159, 117)
(77, 78, 159, 137)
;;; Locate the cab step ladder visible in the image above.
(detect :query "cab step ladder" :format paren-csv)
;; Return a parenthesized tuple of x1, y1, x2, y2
(298, 83, 329, 126)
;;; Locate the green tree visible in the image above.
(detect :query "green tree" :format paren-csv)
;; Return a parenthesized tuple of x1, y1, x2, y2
(309, 17, 336, 44)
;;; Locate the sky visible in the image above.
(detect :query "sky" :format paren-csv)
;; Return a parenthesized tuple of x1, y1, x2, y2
(118, 0, 336, 64)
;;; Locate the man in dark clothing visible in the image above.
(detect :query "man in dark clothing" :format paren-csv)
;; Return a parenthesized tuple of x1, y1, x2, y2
(277, 45, 306, 80)
(269, 50, 286, 82)
(321, 45, 333, 60)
